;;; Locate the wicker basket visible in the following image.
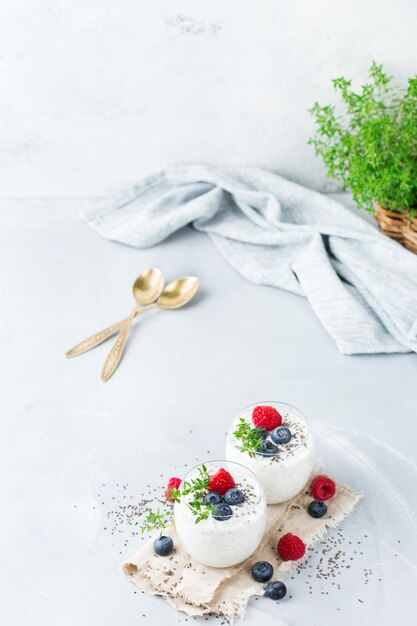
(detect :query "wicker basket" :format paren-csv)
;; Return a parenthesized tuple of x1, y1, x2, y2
(375, 204, 417, 254)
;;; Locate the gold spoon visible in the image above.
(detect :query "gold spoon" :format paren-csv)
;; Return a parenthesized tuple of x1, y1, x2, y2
(66, 268, 164, 358)
(66, 276, 199, 361)
(157, 276, 200, 310)
(101, 276, 199, 382)
(99, 268, 165, 382)
(65, 275, 200, 360)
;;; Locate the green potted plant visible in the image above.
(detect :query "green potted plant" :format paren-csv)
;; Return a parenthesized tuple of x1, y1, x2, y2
(309, 61, 417, 253)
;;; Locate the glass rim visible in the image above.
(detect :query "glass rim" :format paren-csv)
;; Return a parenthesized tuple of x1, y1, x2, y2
(177, 459, 265, 519)
(231, 400, 310, 457)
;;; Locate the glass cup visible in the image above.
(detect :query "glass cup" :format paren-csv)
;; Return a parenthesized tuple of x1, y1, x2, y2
(226, 401, 316, 504)
(174, 460, 267, 568)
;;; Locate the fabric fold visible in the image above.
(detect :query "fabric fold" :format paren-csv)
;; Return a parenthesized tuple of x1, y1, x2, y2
(84, 165, 417, 354)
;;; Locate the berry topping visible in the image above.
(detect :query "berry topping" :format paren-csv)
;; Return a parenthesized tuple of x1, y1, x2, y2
(260, 439, 279, 457)
(224, 488, 245, 505)
(203, 491, 223, 505)
(271, 426, 292, 444)
(164, 477, 182, 502)
(251, 561, 274, 582)
(153, 535, 174, 556)
(211, 503, 233, 521)
(264, 580, 287, 600)
(311, 475, 336, 501)
(208, 468, 236, 495)
(277, 533, 306, 561)
(252, 405, 283, 431)
(308, 500, 327, 518)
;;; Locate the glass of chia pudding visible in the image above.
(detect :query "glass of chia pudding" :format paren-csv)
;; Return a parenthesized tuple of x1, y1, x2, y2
(174, 460, 267, 568)
(225, 401, 316, 504)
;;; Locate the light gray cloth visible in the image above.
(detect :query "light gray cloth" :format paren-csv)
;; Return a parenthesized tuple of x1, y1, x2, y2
(84, 165, 417, 355)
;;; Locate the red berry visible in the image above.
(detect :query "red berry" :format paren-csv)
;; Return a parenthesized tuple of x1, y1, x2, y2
(208, 468, 236, 496)
(252, 405, 282, 431)
(311, 475, 336, 501)
(277, 533, 306, 561)
(164, 477, 182, 502)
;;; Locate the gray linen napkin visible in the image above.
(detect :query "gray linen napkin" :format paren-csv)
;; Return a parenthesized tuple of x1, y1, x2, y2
(83, 165, 417, 355)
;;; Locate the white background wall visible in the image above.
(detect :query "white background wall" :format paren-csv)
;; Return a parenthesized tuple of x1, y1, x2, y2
(1, 0, 417, 198)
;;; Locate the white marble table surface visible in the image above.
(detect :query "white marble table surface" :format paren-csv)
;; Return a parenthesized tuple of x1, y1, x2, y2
(1, 198, 416, 625)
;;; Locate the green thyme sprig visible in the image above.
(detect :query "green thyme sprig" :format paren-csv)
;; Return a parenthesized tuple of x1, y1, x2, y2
(233, 417, 265, 458)
(188, 499, 213, 524)
(140, 465, 214, 533)
(181, 464, 210, 497)
(309, 61, 417, 215)
(181, 464, 214, 523)
(139, 508, 172, 533)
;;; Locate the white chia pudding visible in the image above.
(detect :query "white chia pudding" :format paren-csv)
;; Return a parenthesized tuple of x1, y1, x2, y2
(174, 461, 267, 568)
(226, 402, 316, 504)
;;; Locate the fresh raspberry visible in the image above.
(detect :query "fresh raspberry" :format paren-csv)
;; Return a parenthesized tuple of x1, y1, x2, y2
(208, 468, 236, 496)
(277, 533, 306, 561)
(252, 405, 282, 431)
(164, 477, 182, 502)
(311, 475, 336, 501)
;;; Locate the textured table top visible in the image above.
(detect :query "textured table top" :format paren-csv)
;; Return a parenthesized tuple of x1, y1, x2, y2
(1, 198, 415, 625)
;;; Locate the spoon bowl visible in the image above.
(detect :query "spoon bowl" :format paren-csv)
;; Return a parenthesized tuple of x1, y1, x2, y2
(157, 276, 199, 309)
(133, 267, 164, 306)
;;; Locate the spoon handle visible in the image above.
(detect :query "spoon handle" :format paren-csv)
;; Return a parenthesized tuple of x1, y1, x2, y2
(66, 317, 130, 357)
(101, 309, 136, 382)
(65, 304, 156, 358)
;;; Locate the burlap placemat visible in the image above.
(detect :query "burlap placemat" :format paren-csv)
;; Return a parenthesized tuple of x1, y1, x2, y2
(122, 476, 361, 620)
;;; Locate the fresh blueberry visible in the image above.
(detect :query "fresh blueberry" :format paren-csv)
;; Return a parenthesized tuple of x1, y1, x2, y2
(271, 427, 292, 444)
(308, 500, 327, 518)
(211, 503, 233, 521)
(251, 561, 274, 583)
(224, 488, 245, 505)
(264, 580, 287, 600)
(260, 440, 278, 456)
(203, 492, 223, 505)
(153, 535, 174, 556)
